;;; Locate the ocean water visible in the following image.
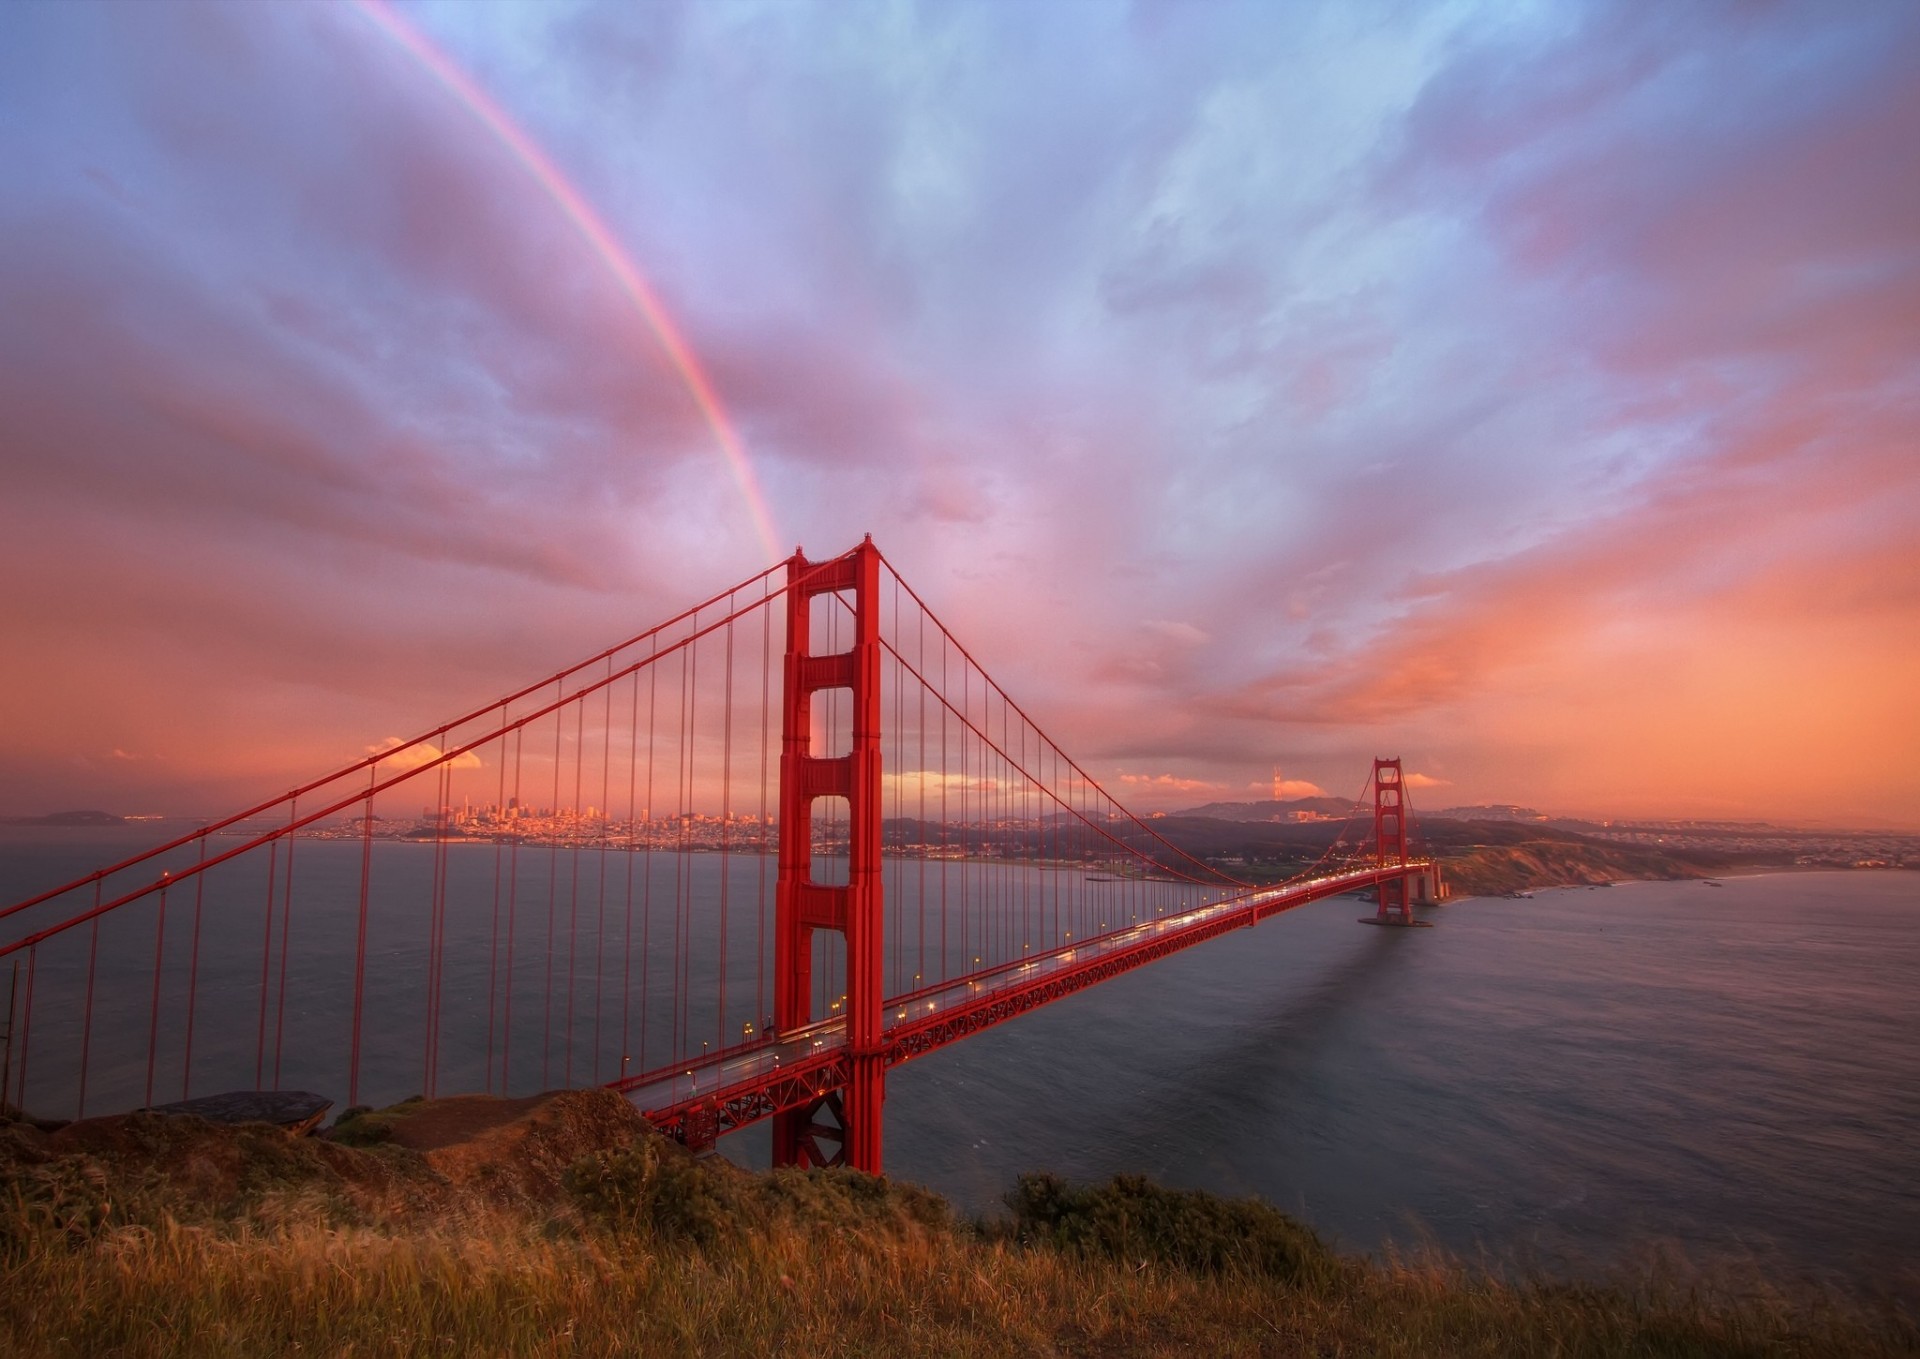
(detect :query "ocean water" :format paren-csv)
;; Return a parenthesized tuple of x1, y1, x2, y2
(3, 831, 1915, 1298)
(882, 871, 1920, 1299)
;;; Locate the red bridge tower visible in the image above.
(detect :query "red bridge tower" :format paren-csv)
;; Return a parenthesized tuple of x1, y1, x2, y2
(772, 540, 886, 1171)
(1364, 757, 1430, 927)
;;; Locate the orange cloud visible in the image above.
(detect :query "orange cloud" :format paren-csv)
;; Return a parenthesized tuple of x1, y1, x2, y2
(1249, 778, 1329, 798)
(1119, 772, 1221, 795)
(1203, 427, 1920, 822)
(368, 737, 483, 773)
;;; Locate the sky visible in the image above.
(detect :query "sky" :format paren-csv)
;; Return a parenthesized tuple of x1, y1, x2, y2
(1, 0, 1916, 827)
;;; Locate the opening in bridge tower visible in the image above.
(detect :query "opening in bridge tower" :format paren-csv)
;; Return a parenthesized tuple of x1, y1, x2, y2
(773, 538, 885, 1171)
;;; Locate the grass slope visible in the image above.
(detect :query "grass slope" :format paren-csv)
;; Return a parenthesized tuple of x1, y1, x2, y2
(2, 1092, 1910, 1357)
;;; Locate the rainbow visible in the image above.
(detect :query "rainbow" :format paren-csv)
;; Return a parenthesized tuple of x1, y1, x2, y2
(352, 0, 783, 564)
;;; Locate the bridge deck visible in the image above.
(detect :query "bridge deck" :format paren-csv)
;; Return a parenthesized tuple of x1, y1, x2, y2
(620, 861, 1431, 1145)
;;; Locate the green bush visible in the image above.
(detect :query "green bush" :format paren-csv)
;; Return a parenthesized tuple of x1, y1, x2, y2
(644, 1149, 748, 1245)
(564, 1138, 658, 1228)
(568, 1139, 957, 1250)
(566, 1140, 753, 1247)
(325, 1097, 424, 1147)
(1005, 1172, 1340, 1286)
(760, 1165, 950, 1234)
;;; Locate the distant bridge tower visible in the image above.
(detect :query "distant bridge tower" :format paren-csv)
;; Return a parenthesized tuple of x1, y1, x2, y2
(773, 539, 885, 1172)
(1367, 757, 1422, 927)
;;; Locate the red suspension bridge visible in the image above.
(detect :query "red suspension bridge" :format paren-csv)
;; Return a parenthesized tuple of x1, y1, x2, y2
(0, 539, 1441, 1173)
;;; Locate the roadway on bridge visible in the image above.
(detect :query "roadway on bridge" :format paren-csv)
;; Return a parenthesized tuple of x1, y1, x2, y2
(620, 863, 1419, 1126)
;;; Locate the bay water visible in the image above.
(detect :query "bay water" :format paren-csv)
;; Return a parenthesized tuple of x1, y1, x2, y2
(3, 830, 1914, 1298)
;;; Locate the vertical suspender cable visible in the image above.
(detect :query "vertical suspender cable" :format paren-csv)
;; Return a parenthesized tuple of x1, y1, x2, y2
(422, 770, 440, 1095)
(565, 696, 585, 1086)
(182, 837, 206, 1100)
(757, 590, 770, 1035)
(718, 606, 735, 1050)
(639, 652, 658, 1075)
(349, 764, 376, 1108)
(960, 654, 968, 973)
(425, 758, 450, 1096)
(273, 800, 298, 1088)
(77, 884, 100, 1119)
(592, 658, 613, 1084)
(543, 683, 562, 1088)
(502, 726, 524, 1093)
(940, 626, 948, 978)
(0, 960, 13, 1114)
(891, 573, 902, 992)
(620, 661, 641, 1077)
(487, 717, 508, 1093)
(16, 945, 35, 1113)
(143, 875, 168, 1107)
(916, 582, 927, 988)
(672, 643, 689, 1063)
(255, 842, 277, 1088)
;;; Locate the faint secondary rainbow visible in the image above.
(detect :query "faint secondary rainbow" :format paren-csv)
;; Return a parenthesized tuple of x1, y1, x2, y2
(352, 0, 783, 564)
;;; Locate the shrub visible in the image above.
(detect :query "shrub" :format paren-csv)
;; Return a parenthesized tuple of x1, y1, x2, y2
(1005, 1172, 1340, 1286)
(568, 1141, 956, 1250)
(760, 1165, 951, 1234)
(326, 1098, 424, 1147)
(566, 1140, 753, 1247)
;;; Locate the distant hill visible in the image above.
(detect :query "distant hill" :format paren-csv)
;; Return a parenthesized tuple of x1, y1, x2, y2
(1177, 797, 1360, 822)
(1424, 804, 1552, 823)
(1140, 811, 1729, 894)
(0, 809, 126, 827)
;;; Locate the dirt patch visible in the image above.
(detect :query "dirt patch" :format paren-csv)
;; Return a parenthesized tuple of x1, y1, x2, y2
(374, 1092, 561, 1152)
(414, 1090, 653, 1207)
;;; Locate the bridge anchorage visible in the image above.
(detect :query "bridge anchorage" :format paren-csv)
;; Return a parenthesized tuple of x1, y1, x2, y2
(0, 535, 1438, 1177)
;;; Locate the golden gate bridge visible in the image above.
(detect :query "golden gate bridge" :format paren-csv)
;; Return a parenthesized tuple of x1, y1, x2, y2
(0, 538, 1441, 1172)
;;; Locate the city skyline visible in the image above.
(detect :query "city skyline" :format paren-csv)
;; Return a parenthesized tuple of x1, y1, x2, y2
(3, 1, 1917, 827)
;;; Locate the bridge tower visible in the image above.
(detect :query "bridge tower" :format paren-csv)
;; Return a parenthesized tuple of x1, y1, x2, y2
(773, 539, 886, 1173)
(1372, 757, 1414, 925)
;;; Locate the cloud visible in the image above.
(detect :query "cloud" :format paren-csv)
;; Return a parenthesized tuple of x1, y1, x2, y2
(368, 738, 484, 773)
(1262, 778, 1328, 799)
(882, 770, 1001, 797)
(1, 1, 1915, 826)
(1405, 773, 1449, 790)
(1118, 772, 1221, 795)
(1143, 620, 1209, 647)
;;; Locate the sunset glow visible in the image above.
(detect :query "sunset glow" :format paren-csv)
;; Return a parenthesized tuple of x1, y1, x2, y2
(1, 0, 1916, 826)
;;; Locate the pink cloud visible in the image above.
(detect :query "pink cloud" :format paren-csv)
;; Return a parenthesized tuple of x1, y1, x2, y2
(1118, 773, 1223, 796)
(2, 0, 1915, 829)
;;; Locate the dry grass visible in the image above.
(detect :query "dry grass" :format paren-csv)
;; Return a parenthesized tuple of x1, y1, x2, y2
(1, 1098, 1911, 1358)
